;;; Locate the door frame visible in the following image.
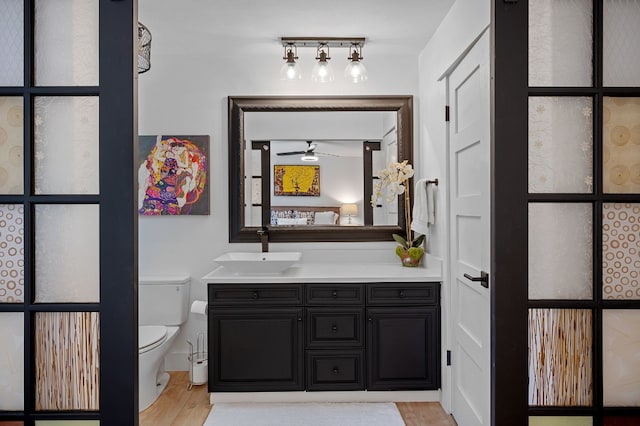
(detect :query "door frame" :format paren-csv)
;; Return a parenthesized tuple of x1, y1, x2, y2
(100, 0, 139, 421)
(492, 0, 529, 424)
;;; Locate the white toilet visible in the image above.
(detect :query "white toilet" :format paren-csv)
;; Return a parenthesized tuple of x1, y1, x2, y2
(138, 275, 191, 412)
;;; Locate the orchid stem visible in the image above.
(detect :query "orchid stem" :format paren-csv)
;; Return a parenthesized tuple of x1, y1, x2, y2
(404, 179, 411, 247)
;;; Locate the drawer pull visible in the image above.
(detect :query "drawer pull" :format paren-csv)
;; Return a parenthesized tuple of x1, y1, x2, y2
(252, 291, 259, 299)
(332, 367, 340, 375)
(331, 324, 338, 333)
(399, 290, 405, 298)
(332, 290, 338, 298)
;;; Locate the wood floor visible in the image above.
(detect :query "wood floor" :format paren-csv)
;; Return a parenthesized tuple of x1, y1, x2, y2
(140, 372, 457, 426)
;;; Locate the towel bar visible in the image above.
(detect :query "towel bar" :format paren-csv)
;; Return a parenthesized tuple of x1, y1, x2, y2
(425, 179, 439, 186)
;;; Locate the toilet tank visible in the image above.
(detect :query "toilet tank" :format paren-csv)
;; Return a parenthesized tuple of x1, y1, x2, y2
(139, 276, 191, 326)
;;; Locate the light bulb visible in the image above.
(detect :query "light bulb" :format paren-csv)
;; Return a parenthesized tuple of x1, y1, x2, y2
(344, 61, 368, 83)
(311, 47, 334, 83)
(280, 45, 302, 80)
(280, 61, 301, 80)
(345, 46, 367, 83)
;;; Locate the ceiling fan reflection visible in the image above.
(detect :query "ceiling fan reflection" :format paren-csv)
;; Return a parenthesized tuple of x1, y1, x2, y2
(276, 141, 340, 162)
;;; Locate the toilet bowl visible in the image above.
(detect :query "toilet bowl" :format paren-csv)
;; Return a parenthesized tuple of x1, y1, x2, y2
(138, 276, 190, 412)
(138, 325, 180, 411)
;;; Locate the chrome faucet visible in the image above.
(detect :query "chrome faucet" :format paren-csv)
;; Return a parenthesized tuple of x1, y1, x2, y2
(257, 226, 269, 252)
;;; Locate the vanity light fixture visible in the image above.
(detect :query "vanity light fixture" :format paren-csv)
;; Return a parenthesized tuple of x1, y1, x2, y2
(280, 37, 366, 83)
(311, 43, 334, 83)
(344, 43, 367, 83)
(280, 43, 302, 80)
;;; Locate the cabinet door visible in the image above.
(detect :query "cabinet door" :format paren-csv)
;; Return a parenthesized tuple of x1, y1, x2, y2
(366, 307, 440, 390)
(209, 307, 304, 391)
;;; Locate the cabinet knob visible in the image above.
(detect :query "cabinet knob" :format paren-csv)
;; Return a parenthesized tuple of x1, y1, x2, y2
(332, 367, 340, 375)
(252, 291, 259, 299)
(368, 317, 372, 322)
(298, 317, 302, 322)
(332, 290, 338, 298)
(331, 324, 338, 332)
(399, 290, 405, 298)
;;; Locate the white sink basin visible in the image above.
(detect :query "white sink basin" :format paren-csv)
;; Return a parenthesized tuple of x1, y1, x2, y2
(213, 252, 302, 274)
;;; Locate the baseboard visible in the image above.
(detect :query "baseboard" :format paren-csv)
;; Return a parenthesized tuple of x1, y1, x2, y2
(210, 390, 441, 404)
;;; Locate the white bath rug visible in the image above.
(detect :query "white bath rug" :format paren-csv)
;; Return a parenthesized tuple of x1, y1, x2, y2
(203, 402, 406, 426)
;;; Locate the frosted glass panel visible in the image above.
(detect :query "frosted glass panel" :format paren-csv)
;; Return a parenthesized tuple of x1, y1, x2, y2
(34, 0, 98, 86)
(529, 417, 592, 426)
(603, 203, 640, 299)
(529, 97, 593, 193)
(0, 97, 24, 195)
(0, 313, 23, 410)
(0, 0, 23, 86)
(529, 203, 593, 299)
(0, 204, 25, 303)
(529, 309, 592, 406)
(35, 204, 99, 303)
(603, 309, 640, 406)
(34, 96, 99, 195)
(604, 0, 640, 86)
(529, 0, 593, 86)
(603, 97, 640, 194)
(35, 312, 99, 410)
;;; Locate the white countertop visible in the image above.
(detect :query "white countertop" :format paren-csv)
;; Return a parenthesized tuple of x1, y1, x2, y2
(202, 253, 442, 283)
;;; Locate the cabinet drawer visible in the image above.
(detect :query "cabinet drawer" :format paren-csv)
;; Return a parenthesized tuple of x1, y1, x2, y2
(366, 282, 439, 305)
(208, 284, 303, 306)
(306, 350, 364, 391)
(306, 308, 363, 348)
(306, 284, 364, 305)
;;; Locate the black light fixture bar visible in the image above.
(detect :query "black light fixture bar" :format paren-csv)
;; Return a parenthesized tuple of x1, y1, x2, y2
(281, 37, 366, 48)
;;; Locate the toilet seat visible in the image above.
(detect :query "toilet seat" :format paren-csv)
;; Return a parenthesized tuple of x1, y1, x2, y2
(139, 325, 168, 354)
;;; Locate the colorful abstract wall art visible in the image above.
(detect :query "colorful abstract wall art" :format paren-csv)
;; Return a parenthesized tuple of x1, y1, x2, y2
(274, 165, 320, 196)
(138, 135, 209, 215)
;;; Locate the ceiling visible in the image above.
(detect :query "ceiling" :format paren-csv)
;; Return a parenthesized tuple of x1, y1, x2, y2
(139, 0, 455, 55)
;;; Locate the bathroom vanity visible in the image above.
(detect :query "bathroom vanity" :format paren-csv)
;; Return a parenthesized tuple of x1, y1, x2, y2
(203, 255, 442, 396)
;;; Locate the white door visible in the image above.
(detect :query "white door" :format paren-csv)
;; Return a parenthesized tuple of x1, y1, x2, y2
(448, 30, 491, 426)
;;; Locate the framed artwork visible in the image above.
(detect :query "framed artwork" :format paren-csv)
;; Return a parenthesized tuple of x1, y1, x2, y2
(138, 135, 209, 215)
(274, 165, 320, 196)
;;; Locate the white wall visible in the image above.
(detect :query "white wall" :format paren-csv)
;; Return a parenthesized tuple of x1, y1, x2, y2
(137, 7, 422, 368)
(417, 0, 490, 412)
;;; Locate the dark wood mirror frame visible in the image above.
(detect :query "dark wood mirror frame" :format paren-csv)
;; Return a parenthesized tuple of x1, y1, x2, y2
(228, 95, 414, 243)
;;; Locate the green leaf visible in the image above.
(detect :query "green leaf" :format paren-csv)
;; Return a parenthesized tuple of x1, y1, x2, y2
(411, 234, 426, 248)
(392, 233, 409, 249)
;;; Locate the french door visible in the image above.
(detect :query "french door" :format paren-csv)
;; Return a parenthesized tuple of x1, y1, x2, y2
(0, 0, 137, 424)
(494, 0, 640, 425)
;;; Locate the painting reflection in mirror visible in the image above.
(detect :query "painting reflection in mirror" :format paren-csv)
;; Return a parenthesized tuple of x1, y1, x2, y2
(274, 165, 320, 196)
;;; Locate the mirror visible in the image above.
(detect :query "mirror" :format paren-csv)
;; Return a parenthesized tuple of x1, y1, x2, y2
(229, 96, 413, 243)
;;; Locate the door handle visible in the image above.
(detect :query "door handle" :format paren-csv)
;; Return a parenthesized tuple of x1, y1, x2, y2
(464, 271, 489, 288)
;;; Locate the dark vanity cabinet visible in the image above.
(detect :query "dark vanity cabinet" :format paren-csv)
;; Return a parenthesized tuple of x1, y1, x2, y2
(305, 284, 365, 391)
(208, 284, 304, 391)
(366, 283, 441, 390)
(208, 281, 440, 392)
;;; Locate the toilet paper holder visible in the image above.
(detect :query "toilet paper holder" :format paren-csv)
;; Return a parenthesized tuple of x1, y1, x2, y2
(186, 332, 207, 390)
